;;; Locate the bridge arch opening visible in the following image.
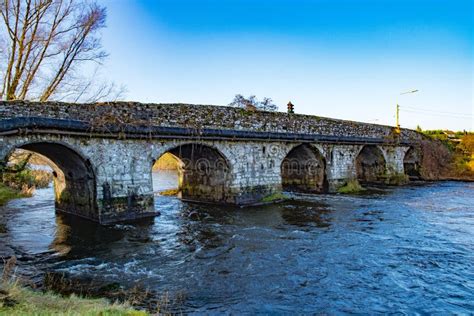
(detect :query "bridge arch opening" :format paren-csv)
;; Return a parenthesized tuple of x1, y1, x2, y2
(152, 144, 232, 204)
(404, 147, 422, 180)
(281, 144, 328, 193)
(356, 145, 387, 184)
(4, 142, 98, 220)
(152, 152, 182, 196)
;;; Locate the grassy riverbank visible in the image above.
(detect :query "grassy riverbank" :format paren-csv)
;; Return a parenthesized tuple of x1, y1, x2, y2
(0, 283, 146, 316)
(0, 258, 147, 316)
(0, 152, 53, 206)
(0, 184, 24, 206)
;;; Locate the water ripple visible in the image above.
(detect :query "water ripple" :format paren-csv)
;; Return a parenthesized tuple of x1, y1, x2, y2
(0, 178, 473, 313)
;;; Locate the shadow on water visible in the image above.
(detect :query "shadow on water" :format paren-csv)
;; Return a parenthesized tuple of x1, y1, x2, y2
(0, 173, 473, 314)
(279, 200, 332, 229)
(50, 213, 156, 258)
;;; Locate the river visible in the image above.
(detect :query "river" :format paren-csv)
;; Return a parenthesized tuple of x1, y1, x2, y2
(1, 171, 473, 314)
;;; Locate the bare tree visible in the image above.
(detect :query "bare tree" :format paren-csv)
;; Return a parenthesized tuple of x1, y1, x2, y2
(0, 0, 123, 102)
(229, 94, 255, 108)
(260, 97, 277, 111)
(229, 94, 278, 112)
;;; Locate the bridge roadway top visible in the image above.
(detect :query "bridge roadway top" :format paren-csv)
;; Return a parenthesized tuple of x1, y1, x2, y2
(0, 101, 422, 145)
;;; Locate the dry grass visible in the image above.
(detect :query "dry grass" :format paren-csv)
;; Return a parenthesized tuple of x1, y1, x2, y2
(468, 155, 474, 172)
(420, 138, 474, 181)
(2, 169, 52, 191)
(30, 170, 53, 188)
(158, 189, 180, 196)
(42, 272, 187, 315)
(0, 259, 186, 315)
(0, 168, 53, 205)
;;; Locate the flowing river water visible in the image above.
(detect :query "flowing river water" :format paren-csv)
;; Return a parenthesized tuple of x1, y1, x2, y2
(0, 171, 473, 314)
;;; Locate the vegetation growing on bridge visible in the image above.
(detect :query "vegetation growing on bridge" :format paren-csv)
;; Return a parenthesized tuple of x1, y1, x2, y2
(261, 192, 289, 203)
(337, 180, 366, 194)
(384, 173, 409, 185)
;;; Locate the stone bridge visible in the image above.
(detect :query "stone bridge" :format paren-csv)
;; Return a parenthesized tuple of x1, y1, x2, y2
(0, 101, 423, 224)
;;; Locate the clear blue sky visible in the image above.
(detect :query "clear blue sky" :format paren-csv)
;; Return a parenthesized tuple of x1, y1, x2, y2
(99, 0, 473, 131)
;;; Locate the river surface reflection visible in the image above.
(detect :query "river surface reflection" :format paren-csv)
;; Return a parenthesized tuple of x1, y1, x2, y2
(0, 171, 473, 314)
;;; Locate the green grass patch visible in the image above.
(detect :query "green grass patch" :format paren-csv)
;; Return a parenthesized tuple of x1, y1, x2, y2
(0, 255, 147, 316)
(0, 184, 23, 206)
(261, 192, 288, 203)
(0, 283, 147, 316)
(337, 180, 366, 194)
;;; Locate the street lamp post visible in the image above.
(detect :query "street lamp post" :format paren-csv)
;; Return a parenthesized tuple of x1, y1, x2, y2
(396, 89, 419, 133)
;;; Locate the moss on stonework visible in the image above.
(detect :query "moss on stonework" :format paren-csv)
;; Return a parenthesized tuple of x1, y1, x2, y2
(384, 173, 409, 185)
(58, 190, 71, 203)
(337, 180, 366, 194)
(261, 192, 288, 203)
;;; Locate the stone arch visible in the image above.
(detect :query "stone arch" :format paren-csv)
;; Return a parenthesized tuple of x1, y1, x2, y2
(4, 141, 98, 220)
(356, 145, 387, 184)
(153, 143, 233, 204)
(403, 147, 422, 180)
(281, 143, 327, 193)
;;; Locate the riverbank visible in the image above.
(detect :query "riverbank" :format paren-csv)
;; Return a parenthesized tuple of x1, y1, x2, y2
(0, 283, 146, 315)
(0, 258, 147, 315)
(0, 154, 53, 206)
(0, 184, 24, 207)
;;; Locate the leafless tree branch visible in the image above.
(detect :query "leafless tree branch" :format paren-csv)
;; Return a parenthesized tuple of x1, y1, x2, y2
(1, 0, 123, 102)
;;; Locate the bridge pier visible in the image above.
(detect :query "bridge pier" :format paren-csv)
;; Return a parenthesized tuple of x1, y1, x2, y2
(324, 144, 412, 189)
(325, 144, 362, 191)
(93, 141, 158, 224)
(165, 142, 286, 205)
(1, 136, 159, 224)
(380, 146, 410, 184)
(226, 142, 285, 204)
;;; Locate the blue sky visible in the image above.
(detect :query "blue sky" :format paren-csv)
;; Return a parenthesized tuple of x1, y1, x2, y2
(100, 0, 473, 131)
